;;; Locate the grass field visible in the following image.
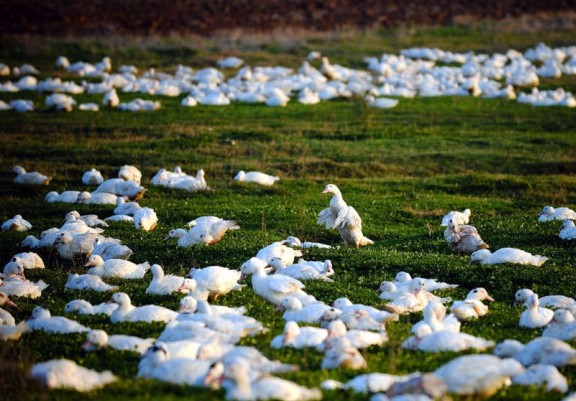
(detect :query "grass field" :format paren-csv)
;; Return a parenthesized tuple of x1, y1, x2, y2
(1, 26, 576, 400)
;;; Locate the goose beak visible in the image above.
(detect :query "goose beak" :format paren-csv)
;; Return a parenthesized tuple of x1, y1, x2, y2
(81, 340, 92, 350)
(239, 272, 246, 282)
(486, 295, 495, 302)
(4, 298, 17, 308)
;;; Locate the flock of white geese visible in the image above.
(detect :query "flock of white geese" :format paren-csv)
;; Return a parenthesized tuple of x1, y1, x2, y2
(1, 42, 576, 113)
(1, 162, 576, 401)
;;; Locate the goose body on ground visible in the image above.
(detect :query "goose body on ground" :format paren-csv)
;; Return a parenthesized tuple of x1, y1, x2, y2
(494, 337, 576, 367)
(520, 293, 554, 328)
(268, 256, 333, 282)
(82, 329, 154, 354)
(187, 265, 243, 301)
(133, 207, 158, 231)
(538, 205, 576, 222)
(450, 288, 495, 321)
(271, 321, 328, 349)
(82, 168, 104, 185)
(514, 288, 576, 312)
(402, 325, 494, 352)
(233, 170, 280, 186)
(277, 296, 332, 324)
(2, 214, 32, 231)
(470, 248, 548, 266)
(85, 255, 150, 279)
(13, 165, 51, 185)
(559, 219, 576, 240)
(64, 299, 118, 316)
(443, 218, 489, 254)
(7, 252, 44, 269)
(543, 309, 576, 340)
(65, 273, 119, 292)
(109, 292, 178, 323)
(31, 359, 116, 392)
(146, 264, 189, 295)
(91, 237, 133, 260)
(27, 306, 89, 333)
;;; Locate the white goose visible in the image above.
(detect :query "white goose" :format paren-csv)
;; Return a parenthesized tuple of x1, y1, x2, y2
(277, 296, 332, 324)
(2, 215, 32, 231)
(494, 337, 576, 367)
(520, 293, 554, 328)
(82, 329, 154, 354)
(321, 336, 367, 370)
(255, 241, 303, 265)
(133, 207, 158, 231)
(559, 219, 576, 240)
(64, 299, 118, 316)
(412, 301, 461, 333)
(118, 165, 142, 184)
(12, 165, 51, 185)
(146, 264, 190, 295)
(470, 248, 548, 266)
(233, 170, 280, 186)
(0, 264, 48, 299)
(91, 237, 133, 260)
(515, 288, 576, 312)
(440, 208, 471, 226)
(65, 273, 119, 292)
(82, 168, 104, 185)
(187, 265, 243, 301)
(538, 205, 576, 222)
(85, 255, 150, 279)
(443, 217, 489, 254)
(178, 295, 247, 317)
(402, 324, 494, 352)
(109, 292, 178, 323)
(450, 287, 495, 321)
(321, 319, 387, 350)
(7, 252, 44, 269)
(240, 257, 313, 306)
(512, 364, 568, 393)
(113, 197, 141, 216)
(317, 183, 347, 230)
(220, 360, 322, 401)
(543, 309, 576, 341)
(0, 291, 17, 326)
(271, 321, 328, 349)
(268, 256, 333, 282)
(27, 306, 89, 333)
(31, 359, 116, 392)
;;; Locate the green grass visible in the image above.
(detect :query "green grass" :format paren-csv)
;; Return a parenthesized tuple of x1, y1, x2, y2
(0, 26, 576, 400)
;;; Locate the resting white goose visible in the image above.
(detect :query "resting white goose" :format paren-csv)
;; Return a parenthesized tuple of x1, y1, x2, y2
(434, 354, 525, 398)
(271, 320, 328, 349)
(137, 342, 220, 387)
(27, 306, 89, 333)
(393, 271, 458, 292)
(77, 191, 120, 205)
(240, 257, 313, 306)
(178, 296, 246, 317)
(114, 197, 141, 216)
(538, 205, 576, 222)
(443, 218, 489, 254)
(494, 337, 576, 367)
(2, 214, 32, 231)
(12, 165, 52, 185)
(85, 255, 150, 279)
(82, 168, 104, 185)
(268, 256, 333, 282)
(31, 359, 117, 392)
(277, 296, 332, 324)
(220, 360, 322, 401)
(520, 293, 554, 328)
(64, 299, 118, 316)
(543, 309, 576, 340)
(321, 336, 367, 370)
(146, 264, 189, 295)
(0, 264, 48, 299)
(167, 220, 239, 247)
(470, 248, 548, 266)
(440, 208, 471, 226)
(514, 288, 576, 312)
(82, 329, 154, 354)
(283, 236, 333, 249)
(412, 301, 461, 333)
(91, 237, 133, 260)
(109, 292, 178, 323)
(118, 165, 142, 184)
(7, 252, 44, 269)
(332, 297, 398, 324)
(157, 320, 240, 344)
(44, 190, 81, 203)
(65, 273, 119, 292)
(320, 319, 387, 350)
(402, 325, 494, 352)
(450, 287, 495, 321)
(512, 364, 569, 393)
(133, 207, 158, 231)
(187, 265, 243, 301)
(233, 170, 280, 186)
(64, 211, 108, 228)
(54, 232, 102, 260)
(0, 291, 17, 326)
(559, 219, 576, 240)
(94, 178, 145, 200)
(255, 241, 303, 265)
(381, 278, 435, 314)
(322, 308, 386, 332)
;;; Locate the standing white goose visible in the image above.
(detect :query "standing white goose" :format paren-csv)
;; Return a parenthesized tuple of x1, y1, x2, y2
(450, 288, 495, 321)
(317, 183, 347, 230)
(109, 292, 178, 323)
(85, 255, 150, 279)
(470, 248, 548, 266)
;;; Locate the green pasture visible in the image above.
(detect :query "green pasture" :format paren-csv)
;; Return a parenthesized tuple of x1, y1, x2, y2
(0, 26, 576, 400)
